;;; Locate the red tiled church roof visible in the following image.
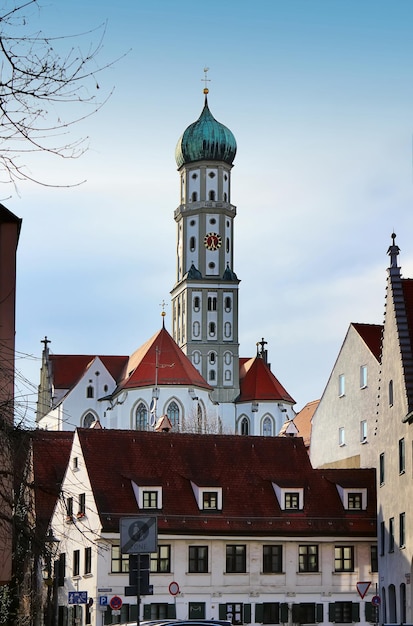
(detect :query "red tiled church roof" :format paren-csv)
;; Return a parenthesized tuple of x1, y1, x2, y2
(237, 356, 295, 404)
(76, 429, 375, 537)
(118, 327, 212, 391)
(50, 355, 128, 389)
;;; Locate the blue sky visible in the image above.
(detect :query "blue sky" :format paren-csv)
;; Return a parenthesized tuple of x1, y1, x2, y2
(11, 0, 413, 425)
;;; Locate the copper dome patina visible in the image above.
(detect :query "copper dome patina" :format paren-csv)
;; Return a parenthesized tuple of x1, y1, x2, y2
(175, 96, 237, 168)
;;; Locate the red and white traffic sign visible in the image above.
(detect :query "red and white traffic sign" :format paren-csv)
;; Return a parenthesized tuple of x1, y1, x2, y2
(372, 595, 381, 606)
(356, 582, 371, 599)
(169, 581, 180, 596)
(109, 595, 123, 610)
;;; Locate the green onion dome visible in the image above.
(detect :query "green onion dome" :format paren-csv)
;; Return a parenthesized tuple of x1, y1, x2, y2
(175, 95, 237, 168)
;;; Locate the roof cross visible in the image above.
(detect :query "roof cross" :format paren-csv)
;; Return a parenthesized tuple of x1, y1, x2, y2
(202, 67, 211, 94)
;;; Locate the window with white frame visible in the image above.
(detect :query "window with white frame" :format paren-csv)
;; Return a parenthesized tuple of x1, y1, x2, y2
(132, 483, 162, 510)
(339, 374, 345, 397)
(272, 484, 304, 510)
(191, 482, 222, 511)
(360, 365, 368, 388)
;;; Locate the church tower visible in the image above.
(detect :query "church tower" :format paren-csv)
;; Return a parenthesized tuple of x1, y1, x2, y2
(171, 84, 240, 403)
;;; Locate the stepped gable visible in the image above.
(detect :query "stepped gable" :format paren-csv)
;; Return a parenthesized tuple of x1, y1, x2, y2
(50, 354, 127, 390)
(237, 356, 295, 404)
(118, 326, 211, 391)
(77, 429, 375, 537)
(32, 430, 74, 537)
(352, 323, 383, 361)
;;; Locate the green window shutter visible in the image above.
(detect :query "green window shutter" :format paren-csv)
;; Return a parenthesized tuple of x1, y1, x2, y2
(316, 604, 323, 623)
(168, 603, 176, 618)
(365, 602, 374, 623)
(292, 604, 300, 623)
(104, 609, 113, 625)
(130, 604, 138, 621)
(219, 604, 227, 620)
(280, 603, 289, 623)
(143, 605, 151, 620)
(255, 604, 263, 623)
(352, 602, 360, 622)
(244, 603, 251, 624)
(121, 604, 129, 623)
(328, 603, 336, 622)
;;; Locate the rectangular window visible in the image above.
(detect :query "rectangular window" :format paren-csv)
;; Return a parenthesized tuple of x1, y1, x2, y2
(147, 604, 169, 620)
(380, 521, 385, 556)
(226, 545, 246, 573)
(203, 492, 218, 509)
(143, 491, 158, 509)
(84, 547, 92, 574)
(360, 365, 367, 388)
(78, 493, 86, 516)
(298, 545, 318, 573)
(400, 512, 406, 548)
(73, 550, 80, 577)
(370, 545, 378, 572)
(57, 553, 66, 587)
(262, 603, 280, 624)
(263, 545, 283, 574)
(360, 420, 367, 442)
(339, 374, 345, 397)
(66, 497, 73, 517)
(348, 493, 362, 510)
(111, 545, 129, 573)
(333, 602, 353, 623)
(150, 545, 171, 573)
(285, 492, 299, 510)
(334, 546, 354, 572)
(189, 546, 208, 573)
(339, 427, 345, 446)
(389, 517, 395, 552)
(399, 438, 405, 473)
(379, 453, 385, 485)
(293, 603, 318, 624)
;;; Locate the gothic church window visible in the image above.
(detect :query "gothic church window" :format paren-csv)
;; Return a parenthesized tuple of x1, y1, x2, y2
(83, 412, 95, 428)
(262, 416, 273, 437)
(136, 403, 148, 430)
(240, 417, 249, 436)
(167, 401, 180, 428)
(86, 385, 94, 398)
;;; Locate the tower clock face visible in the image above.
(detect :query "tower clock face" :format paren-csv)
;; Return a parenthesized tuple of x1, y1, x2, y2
(204, 232, 222, 251)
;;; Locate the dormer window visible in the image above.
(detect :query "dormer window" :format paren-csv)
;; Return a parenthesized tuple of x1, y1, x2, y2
(203, 491, 218, 510)
(285, 492, 300, 510)
(191, 482, 222, 511)
(273, 484, 304, 510)
(143, 491, 159, 509)
(336, 485, 367, 510)
(132, 482, 162, 510)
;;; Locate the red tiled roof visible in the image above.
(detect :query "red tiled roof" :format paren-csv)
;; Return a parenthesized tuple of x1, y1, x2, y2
(352, 323, 383, 361)
(76, 429, 376, 537)
(237, 357, 295, 404)
(294, 400, 319, 446)
(118, 327, 211, 391)
(32, 430, 74, 538)
(50, 355, 127, 389)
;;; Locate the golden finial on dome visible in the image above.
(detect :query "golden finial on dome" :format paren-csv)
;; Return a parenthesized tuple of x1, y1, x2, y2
(202, 67, 210, 94)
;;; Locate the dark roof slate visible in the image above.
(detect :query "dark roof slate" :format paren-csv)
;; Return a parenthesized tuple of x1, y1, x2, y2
(76, 429, 376, 537)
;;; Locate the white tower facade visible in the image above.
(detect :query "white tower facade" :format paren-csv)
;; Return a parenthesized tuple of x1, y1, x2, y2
(171, 92, 240, 403)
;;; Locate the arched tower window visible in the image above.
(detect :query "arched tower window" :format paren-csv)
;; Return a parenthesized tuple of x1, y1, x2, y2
(167, 401, 180, 429)
(86, 385, 94, 399)
(240, 417, 249, 436)
(136, 403, 148, 431)
(190, 236, 196, 252)
(191, 191, 198, 202)
(193, 296, 200, 311)
(209, 190, 216, 201)
(208, 297, 217, 311)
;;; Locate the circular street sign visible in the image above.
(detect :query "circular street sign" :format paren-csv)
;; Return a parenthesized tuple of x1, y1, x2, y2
(372, 595, 381, 606)
(169, 581, 180, 596)
(110, 595, 123, 610)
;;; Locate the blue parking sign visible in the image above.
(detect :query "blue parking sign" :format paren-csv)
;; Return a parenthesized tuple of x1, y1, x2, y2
(99, 596, 108, 606)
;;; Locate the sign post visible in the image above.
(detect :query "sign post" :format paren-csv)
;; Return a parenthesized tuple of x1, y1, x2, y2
(120, 517, 158, 626)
